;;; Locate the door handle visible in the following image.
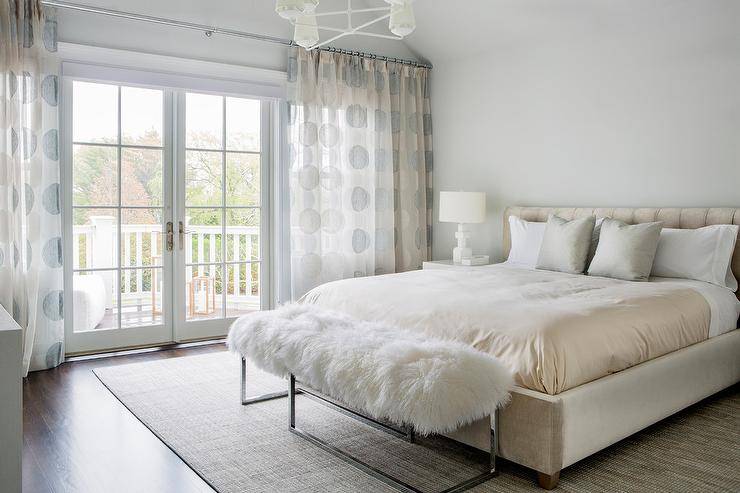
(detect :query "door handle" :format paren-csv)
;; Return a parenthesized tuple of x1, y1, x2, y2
(166, 221, 174, 251)
(179, 221, 185, 250)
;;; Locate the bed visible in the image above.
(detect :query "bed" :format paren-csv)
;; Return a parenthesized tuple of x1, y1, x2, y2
(299, 206, 740, 489)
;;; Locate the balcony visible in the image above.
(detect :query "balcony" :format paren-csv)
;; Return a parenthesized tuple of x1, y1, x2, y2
(72, 216, 260, 331)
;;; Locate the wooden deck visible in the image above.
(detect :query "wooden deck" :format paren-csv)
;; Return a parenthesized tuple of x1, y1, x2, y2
(91, 304, 259, 331)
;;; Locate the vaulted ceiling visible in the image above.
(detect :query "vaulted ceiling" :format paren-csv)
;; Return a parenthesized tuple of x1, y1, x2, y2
(56, 0, 420, 68)
(405, 0, 739, 63)
(56, 0, 739, 69)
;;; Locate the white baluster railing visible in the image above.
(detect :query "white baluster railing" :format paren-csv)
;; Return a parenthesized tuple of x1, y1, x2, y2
(72, 221, 260, 312)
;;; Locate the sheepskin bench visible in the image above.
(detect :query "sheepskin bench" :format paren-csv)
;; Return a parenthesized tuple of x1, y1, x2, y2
(227, 303, 513, 435)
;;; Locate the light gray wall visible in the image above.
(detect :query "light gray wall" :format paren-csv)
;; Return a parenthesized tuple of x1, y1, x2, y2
(429, 2, 740, 261)
(55, 0, 421, 72)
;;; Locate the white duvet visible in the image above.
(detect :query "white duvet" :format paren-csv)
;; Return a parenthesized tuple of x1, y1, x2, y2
(301, 264, 739, 394)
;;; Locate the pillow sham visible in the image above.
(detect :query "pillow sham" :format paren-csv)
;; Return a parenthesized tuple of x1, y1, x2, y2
(651, 225, 739, 291)
(536, 215, 596, 274)
(587, 217, 605, 265)
(506, 216, 546, 268)
(587, 219, 663, 281)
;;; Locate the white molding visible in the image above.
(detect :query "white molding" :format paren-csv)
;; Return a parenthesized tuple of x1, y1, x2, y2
(58, 42, 287, 97)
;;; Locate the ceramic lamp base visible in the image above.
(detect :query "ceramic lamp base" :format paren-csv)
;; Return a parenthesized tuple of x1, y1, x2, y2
(452, 246, 472, 264)
(452, 223, 472, 264)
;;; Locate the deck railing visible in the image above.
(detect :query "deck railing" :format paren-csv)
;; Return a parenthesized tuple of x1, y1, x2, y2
(73, 216, 259, 311)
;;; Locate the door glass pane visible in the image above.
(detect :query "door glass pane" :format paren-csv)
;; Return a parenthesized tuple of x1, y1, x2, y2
(225, 153, 260, 206)
(186, 93, 223, 149)
(121, 209, 163, 267)
(69, 80, 172, 352)
(226, 97, 260, 152)
(73, 81, 118, 144)
(121, 87, 163, 146)
(226, 209, 259, 262)
(73, 209, 118, 270)
(73, 145, 118, 206)
(120, 268, 163, 328)
(185, 264, 222, 321)
(73, 271, 118, 332)
(121, 148, 163, 206)
(185, 209, 222, 264)
(186, 151, 222, 206)
(226, 263, 259, 317)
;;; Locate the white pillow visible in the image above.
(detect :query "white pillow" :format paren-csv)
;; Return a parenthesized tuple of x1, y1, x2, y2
(536, 215, 596, 274)
(506, 216, 546, 268)
(651, 225, 739, 291)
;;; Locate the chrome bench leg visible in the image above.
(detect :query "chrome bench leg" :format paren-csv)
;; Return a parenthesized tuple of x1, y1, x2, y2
(287, 372, 499, 493)
(491, 407, 498, 475)
(240, 356, 290, 405)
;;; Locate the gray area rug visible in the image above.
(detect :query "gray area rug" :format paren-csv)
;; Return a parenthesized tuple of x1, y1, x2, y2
(94, 351, 740, 493)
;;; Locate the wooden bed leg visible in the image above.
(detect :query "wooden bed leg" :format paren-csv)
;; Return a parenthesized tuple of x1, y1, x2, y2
(537, 471, 560, 490)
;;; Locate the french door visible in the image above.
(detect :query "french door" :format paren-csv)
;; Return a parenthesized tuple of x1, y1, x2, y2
(173, 91, 270, 341)
(63, 78, 271, 354)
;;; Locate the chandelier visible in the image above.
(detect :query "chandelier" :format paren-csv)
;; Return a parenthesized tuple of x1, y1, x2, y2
(275, 0, 416, 50)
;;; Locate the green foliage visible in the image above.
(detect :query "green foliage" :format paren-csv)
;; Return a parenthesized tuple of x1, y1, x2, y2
(73, 123, 262, 296)
(73, 130, 260, 227)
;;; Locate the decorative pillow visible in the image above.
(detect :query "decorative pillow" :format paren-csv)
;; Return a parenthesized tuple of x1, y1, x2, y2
(506, 216, 546, 268)
(587, 217, 606, 265)
(651, 225, 739, 291)
(587, 219, 663, 281)
(536, 215, 596, 274)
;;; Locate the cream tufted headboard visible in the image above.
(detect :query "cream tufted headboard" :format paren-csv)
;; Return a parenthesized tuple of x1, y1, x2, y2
(503, 207, 740, 298)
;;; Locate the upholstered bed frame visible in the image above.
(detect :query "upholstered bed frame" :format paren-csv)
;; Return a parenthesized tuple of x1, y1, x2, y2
(447, 207, 740, 489)
(503, 207, 740, 300)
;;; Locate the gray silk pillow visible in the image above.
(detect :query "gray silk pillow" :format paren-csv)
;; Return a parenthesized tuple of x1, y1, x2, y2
(535, 215, 596, 274)
(587, 219, 663, 281)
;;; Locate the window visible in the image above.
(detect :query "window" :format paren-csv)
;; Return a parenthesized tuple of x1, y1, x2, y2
(63, 69, 273, 354)
(183, 92, 263, 321)
(71, 81, 166, 330)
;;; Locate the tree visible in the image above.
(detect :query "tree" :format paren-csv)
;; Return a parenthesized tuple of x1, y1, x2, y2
(73, 125, 261, 297)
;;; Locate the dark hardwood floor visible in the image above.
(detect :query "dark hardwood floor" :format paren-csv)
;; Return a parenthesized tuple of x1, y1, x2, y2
(23, 344, 227, 493)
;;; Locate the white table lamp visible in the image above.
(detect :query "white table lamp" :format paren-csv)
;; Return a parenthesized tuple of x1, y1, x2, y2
(438, 191, 486, 264)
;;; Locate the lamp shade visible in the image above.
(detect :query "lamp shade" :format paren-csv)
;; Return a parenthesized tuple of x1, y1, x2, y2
(276, 0, 304, 20)
(293, 13, 319, 48)
(389, 2, 415, 37)
(438, 191, 486, 224)
(276, 0, 319, 20)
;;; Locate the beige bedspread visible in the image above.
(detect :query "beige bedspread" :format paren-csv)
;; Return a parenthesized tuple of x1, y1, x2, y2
(301, 264, 712, 394)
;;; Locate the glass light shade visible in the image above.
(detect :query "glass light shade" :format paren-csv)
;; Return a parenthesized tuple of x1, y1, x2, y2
(384, 0, 413, 4)
(302, 0, 319, 13)
(389, 2, 415, 37)
(438, 191, 486, 224)
(276, 0, 319, 20)
(293, 14, 320, 49)
(276, 0, 304, 20)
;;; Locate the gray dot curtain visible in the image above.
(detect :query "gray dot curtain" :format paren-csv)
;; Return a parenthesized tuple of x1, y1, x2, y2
(1, 1, 63, 374)
(287, 47, 433, 299)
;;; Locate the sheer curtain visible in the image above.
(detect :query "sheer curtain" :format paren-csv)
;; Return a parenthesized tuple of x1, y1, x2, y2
(1, 1, 63, 374)
(287, 48, 433, 299)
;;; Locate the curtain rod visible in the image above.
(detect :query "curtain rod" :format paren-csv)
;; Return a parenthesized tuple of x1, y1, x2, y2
(40, 0, 432, 69)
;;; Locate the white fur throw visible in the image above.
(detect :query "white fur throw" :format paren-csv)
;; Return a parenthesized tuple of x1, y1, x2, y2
(227, 304, 513, 436)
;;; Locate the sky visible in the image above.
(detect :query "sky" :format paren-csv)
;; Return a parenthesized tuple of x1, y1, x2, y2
(72, 81, 261, 150)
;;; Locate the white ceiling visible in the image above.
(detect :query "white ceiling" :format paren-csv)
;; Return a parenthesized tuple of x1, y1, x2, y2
(54, 0, 739, 68)
(56, 0, 421, 67)
(405, 0, 740, 63)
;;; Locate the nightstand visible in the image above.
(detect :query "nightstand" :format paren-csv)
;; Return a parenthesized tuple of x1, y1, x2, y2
(422, 260, 490, 270)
